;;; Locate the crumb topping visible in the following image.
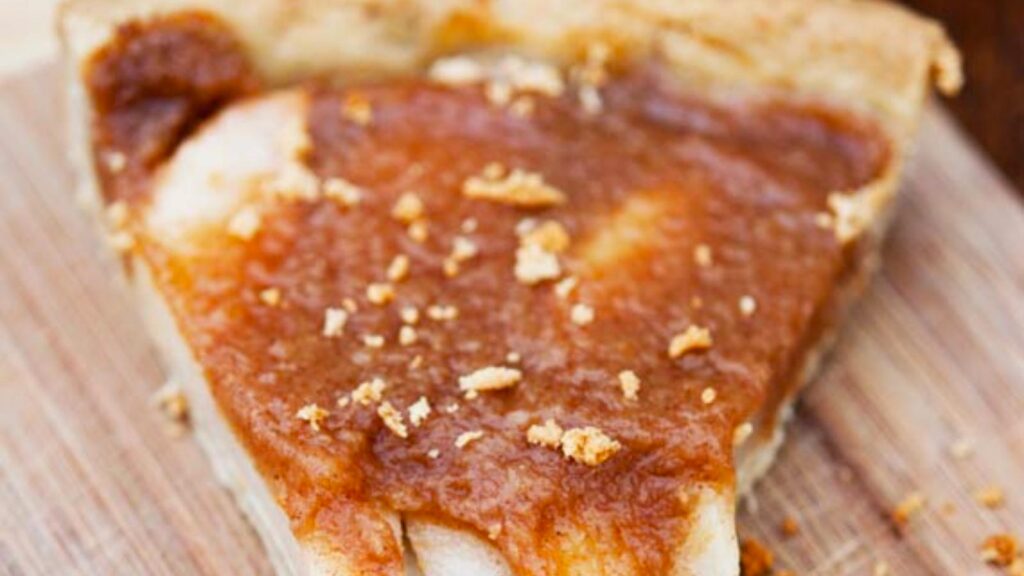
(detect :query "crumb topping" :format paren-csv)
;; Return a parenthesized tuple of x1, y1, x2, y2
(694, 244, 713, 267)
(732, 422, 754, 446)
(265, 163, 320, 201)
(296, 403, 329, 432)
(515, 243, 562, 285)
(739, 295, 757, 317)
(387, 255, 411, 282)
(618, 370, 641, 400)
(408, 396, 431, 427)
(352, 378, 386, 405)
(323, 177, 363, 207)
(377, 401, 408, 438)
(426, 304, 459, 321)
(459, 366, 522, 397)
(668, 325, 713, 358)
(570, 303, 595, 326)
(366, 283, 396, 305)
(554, 276, 578, 299)
(407, 220, 429, 243)
(526, 419, 564, 449)
(400, 305, 420, 325)
(427, 448, 441, 459)
(519, 220, 570, 253)
(560, 426, 621, 466)
(258, 287, 281, 306)
(392, 192, 425, 223)
(399, 325, 418, 346)
(463, 164, 566, 207)
(362, 334, 385, 348)
(700, 387, 717, 405)
(455, 429, 485, 448)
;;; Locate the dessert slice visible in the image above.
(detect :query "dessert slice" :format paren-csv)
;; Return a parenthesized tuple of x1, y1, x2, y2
(59, 1, 959, 574)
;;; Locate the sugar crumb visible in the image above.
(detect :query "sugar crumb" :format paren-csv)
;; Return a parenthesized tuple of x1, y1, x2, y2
(618, 370, 641, 401)
(296, 403, 329, 432)
(455, 430, 485, 449)
(668, 325, 713, 358)
(323, 307, 349, 337)
(377, 401, 408, 438)
(560, 426, 620, 466)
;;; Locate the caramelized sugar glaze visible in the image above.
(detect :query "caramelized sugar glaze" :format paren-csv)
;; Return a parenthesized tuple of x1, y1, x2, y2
(86, 13, 889, 574)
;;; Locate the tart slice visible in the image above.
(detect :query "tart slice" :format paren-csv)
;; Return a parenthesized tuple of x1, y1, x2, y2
(59, 1, 959, 574)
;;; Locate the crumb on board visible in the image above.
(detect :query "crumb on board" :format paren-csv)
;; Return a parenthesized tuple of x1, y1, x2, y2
(975, 485, 1006, 509)
(152, 381, 189, 424)
(891, 491, 926, 530)
(780, 516, 800, 538)
(739, 538, 773, 576)
(980, 533, 1018, 567)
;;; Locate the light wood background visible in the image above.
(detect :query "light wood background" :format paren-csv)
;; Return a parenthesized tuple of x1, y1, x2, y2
(1, 66, 1022, 575)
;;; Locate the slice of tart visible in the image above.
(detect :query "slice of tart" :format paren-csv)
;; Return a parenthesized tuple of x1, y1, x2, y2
(59, 1, 959, 574)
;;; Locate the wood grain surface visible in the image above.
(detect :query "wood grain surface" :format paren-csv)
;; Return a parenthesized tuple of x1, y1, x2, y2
(1, 66, 1022, 576)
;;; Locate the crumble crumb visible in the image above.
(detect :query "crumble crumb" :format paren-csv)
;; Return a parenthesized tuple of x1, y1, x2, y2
(463, 164, 566, 207)
(409, 355, 424, 370)
(323, 177, 363, 207)
(362, 334, 385, 348)
(891, 491, 926, 529)
(427, 448, 441, 459)
(400, 305, 419, 325)
(341, 92, 373, 125)
(104, 150, 127, 173)
(828, 191, 873, 244)
(739, 295, 757, 317)
(526, 419, 564, 449)
(505, 351, 521, 364)
(668, 325, 713, 358)
(387, 255, 410, 282)
(451, 236, 478, 262)
(520, 220, 570, 253)
(342, 298, 358, 313)
(733, 422, 754, 446)
(426, 304, 459, 321)
(366, 282, 395, 305)
(227, 206, 261, 240)
(618, 370, 641, 401)
(259, 287, 281, 306)
(461, 218, 479, 233)
(323, 308, 349, 337)
(700, 387, 717, 405)
(980, 534, 1018, 567)
(407, 220, 429, 243)
(399, 325, 418, 346)
(444, 403, 460, 414)
(152, 381, 189, 423)
(459, 366, 522, 396)
(351, 378, 387, 405)
(949, 437, 974, 459)
(780, 516, 800, 537)
(554, 276, 578, 299)
(455, 430, 485, 448)
(975, 486, 1005, 509)
(560, 426, 621, 466)
(694, 244, 713, 267)
(408, 397, 431, 427)
(570, 303, 595, 326)
(336, 396, 350, 409)
(739, 538, 773, 576)
(392, 192, 424, 223)
(377, 401, 408, 438)
(296, 403, 329, 432)
(515, 244, 561, 285)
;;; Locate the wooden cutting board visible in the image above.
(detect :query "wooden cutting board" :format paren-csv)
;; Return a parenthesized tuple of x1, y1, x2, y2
(1, 65, 1022, 576)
